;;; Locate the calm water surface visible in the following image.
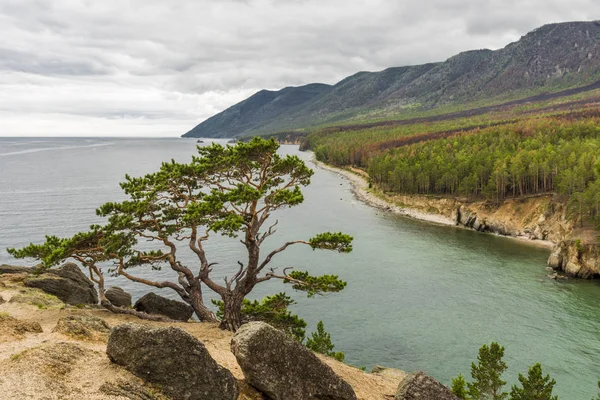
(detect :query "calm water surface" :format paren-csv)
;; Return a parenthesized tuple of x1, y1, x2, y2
(1, 137, 600, 398)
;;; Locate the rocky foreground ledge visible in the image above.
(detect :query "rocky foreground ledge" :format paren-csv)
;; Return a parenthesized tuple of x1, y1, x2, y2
(0, 268, 458, 399)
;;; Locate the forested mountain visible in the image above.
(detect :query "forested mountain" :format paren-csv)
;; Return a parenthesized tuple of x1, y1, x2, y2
(184, 21, 600, 138)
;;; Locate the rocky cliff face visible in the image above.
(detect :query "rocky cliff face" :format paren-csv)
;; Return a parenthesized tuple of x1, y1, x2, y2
(548, 240, 600, 278)
(389, 193, 600, 278)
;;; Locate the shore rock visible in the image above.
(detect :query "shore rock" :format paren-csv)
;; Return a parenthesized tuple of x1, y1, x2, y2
(24, 263, 98, 305)
(134, 292, 193, 321)
(395, 371, 459, 400)
(53, 314, 111, 341)
(231, 321, 356, 400)
(0, 265, 33, 275)
(105, 287, 132, 308)
(549, 240, 600, 278)
(107, 324, 238, 400)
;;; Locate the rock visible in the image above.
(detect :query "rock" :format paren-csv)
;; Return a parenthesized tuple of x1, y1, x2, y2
(395, 371, 459, 400)
(0, 295, 4, 304)
(231, 321, 356, 400)
(24, 263, 98, 305)
(371, 365, 408, 382)
(107, 323, 238, 400)
(53, 314, 111, 341)
(99, 380, 167, 400)
(105, 286, 132, 308)
(134, 292, 193, 321)
(11, 342, 92, 376)
(0, 265, 33, 275)
(0, 312, 43, 339)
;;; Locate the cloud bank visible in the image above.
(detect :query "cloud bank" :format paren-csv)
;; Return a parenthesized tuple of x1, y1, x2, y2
(1, 0, 599, 136)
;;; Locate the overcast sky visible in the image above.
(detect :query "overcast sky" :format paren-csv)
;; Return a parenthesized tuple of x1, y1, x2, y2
(1, 1, 599, 137)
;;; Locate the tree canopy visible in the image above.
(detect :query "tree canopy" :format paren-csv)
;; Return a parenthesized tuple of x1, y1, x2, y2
(9, 137, 353, 330)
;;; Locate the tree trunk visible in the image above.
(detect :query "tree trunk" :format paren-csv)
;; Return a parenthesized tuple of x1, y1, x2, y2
(188, 284, 218, 323)
(220, 292, 244, 331)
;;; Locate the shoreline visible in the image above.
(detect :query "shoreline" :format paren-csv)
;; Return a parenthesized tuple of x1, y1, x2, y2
(311, 156, 554, 250)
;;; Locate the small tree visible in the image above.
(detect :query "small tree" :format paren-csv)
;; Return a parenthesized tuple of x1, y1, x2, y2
(9, 138, 353, 331)
(467, 342, 508, 400)
(451, 374, 469, 399)
(306, 320, 345, 362)
(594, 380, 600, 400)
(509, 363, 558, 400)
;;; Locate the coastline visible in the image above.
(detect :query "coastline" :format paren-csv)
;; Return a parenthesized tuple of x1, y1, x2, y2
(311, 156, 554, 249)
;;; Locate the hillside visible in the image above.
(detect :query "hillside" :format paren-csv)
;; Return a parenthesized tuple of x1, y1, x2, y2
(183, 83, 331, 138)
(183, 21, 600, 138)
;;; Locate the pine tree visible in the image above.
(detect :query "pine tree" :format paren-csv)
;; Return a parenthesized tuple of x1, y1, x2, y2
(509, 363, 558, 400)
(467, 342, 508, 400)
(451, 374, 469, 399)
(305, 320, 345, 362)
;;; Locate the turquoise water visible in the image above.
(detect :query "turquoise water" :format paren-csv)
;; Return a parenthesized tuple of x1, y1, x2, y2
(1, 137, 599, 398)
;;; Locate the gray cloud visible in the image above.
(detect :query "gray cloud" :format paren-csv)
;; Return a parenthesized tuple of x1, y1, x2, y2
(0, 0, 599, 136)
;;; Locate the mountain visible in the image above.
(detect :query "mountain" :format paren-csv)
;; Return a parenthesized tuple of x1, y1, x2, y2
(182, 83, 331, 138)
(183, 21, 600, 138)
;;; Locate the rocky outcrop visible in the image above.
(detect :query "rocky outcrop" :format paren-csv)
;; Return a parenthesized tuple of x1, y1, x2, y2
(53, 314, 111, 341)
(105, 287, 132, 308)
(24, 263, 98, 305)
(0, 265, 33, 275)
(107, 324, 238, 400)
(133, 292, 193, 321)
(548, 240, 600, 278)
(231, 321, 356, 400)
(395, 371, 459, 400)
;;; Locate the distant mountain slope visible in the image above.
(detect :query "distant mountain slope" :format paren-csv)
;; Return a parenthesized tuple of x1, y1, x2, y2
(183, 21, 600, 138)
(182, 83, 331, 138)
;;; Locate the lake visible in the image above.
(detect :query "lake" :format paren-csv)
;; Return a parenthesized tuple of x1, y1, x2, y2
(1, 137, 599, 398)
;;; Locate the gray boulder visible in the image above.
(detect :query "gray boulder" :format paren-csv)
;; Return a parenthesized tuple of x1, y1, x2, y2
(0, 265, 33, 275)
(395, 371, 459, 400)
(24, 263, 98, 305)
(134, 292, 193, 321)
(107, 324, 238, 400)
(105, 287, 132, 308)
(231, 321, 356, 400)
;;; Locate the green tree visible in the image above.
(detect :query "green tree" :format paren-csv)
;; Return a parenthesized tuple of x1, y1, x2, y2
(305, 320, 345, 362)
(9, 138, 353, 331)
(509, 363, 558, 400)
(212, 293, 307, 341)
(467, 342, 508, 400)
(451, 374, 470, 399)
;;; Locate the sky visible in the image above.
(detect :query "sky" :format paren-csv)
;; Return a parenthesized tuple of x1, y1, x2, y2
(1, 1, 599, 137)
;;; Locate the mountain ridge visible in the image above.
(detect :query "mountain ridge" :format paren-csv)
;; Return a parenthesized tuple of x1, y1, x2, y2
(183, 20, 600, 138)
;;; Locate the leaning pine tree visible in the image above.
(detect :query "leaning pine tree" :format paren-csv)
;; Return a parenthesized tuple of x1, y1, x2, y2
(9, 138, 353, 331)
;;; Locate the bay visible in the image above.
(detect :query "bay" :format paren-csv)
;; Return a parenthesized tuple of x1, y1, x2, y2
(1, 137, 599, 398)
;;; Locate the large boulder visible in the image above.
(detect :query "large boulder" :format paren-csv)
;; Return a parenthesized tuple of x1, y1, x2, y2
(231, 321, 357, 400)
(107, 324, 238, 400)
(395, 371, 459, 400)
(105, 286, 132, 308)
(134, 292, 193, 321)
(24, 263, 98, 305)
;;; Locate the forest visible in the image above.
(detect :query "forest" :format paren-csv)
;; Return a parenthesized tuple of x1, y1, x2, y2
(307, 112, 600, 229)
